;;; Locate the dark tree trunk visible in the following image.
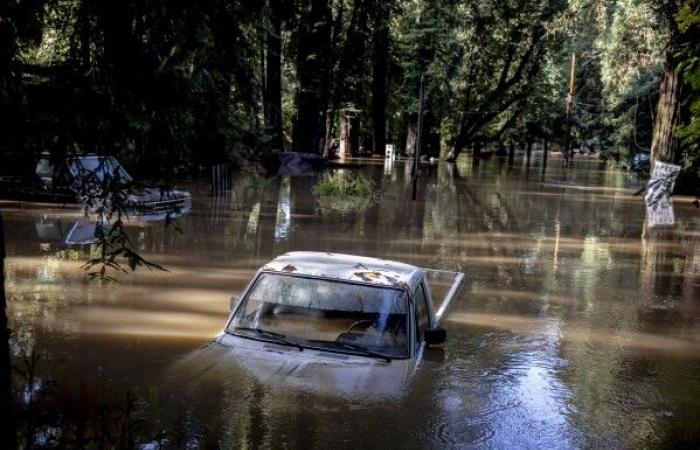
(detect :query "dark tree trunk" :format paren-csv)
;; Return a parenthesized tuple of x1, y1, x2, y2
(473, 140, 482, 159)
(371, 0, 389, 155)
(0, 213, 16, 450)
(507, 142, 515, 166)
(472, 140, 481, 171)
(265, 0, 284, 150)
(651, 51, 680, 165)
(422, 107, 441, 158)
(0, 3, 29, 183)
(542, 139, 549, 170)
(526, 138, 532, 166)
(293, 0, 332, 153)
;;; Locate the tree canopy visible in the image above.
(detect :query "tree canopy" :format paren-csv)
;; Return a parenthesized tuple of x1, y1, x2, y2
(1, 0, 698, 178)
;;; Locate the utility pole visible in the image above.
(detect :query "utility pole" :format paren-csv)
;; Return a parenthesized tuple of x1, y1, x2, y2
(564, 53, 576, 164)
(412, 74, 426, 201)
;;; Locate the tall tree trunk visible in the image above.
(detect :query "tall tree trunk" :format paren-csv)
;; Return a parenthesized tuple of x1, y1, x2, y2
(650, 51, 681, 165)
(405, 119, 417, 156)
(371, 0, 389, 155)
(0, 213, 16, 450)
(472, 140, 481, 171)
(542, 139, 549, 171)
(339, 114, 353, 158)
(422, 107, 441, 158)
(265, 0, 284, 150)
(293, 0, 332, 153)
(507, 142, 515, 166)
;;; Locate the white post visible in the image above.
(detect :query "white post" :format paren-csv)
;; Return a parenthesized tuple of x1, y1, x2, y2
(385, 144, 395, 160)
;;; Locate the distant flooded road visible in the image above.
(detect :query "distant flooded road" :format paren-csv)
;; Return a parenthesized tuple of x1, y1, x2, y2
(3, 155, 700, 448)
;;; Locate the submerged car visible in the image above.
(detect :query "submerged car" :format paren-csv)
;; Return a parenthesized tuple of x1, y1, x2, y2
(206, 251, 464, 399)
(32, 154, 191, 219)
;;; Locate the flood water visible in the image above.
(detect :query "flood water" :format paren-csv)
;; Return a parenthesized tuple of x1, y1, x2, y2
(3, 155, 700, 448)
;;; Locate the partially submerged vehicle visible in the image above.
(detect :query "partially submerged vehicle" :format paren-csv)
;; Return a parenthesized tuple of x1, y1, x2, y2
(208, 251, 464, 399)
(3, 154, 191, 220)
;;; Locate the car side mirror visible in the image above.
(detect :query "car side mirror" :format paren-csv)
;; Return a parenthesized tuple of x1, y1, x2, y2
(424, 327, 446, 346)
(229, 296, 240, 312)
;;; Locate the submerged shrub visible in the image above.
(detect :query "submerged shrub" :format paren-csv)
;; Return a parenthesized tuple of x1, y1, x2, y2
(312, 172, 378, 214)
(312, 171, 375, 197)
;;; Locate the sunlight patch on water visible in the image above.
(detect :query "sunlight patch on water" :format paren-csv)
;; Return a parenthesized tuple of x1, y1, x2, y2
(446, 312, 544, 333)
(79, 307, 223, 340)
(561, 327, 700, 357)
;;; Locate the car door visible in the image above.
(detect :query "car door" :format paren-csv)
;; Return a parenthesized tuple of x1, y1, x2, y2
(413, 280, 430, 355)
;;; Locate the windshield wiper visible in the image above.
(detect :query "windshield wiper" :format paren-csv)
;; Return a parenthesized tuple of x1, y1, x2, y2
(233, 327, 304, 351)
(308, 340, 392, 363)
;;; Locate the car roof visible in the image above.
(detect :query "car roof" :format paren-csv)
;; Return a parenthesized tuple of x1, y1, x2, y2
(262, 251, 423, 290)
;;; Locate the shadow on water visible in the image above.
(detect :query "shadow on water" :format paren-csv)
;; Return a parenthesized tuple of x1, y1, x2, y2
(2, 155, 700, 447)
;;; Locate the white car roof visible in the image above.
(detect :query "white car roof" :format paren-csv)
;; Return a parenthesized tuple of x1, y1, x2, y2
(262, 251, 423, 290)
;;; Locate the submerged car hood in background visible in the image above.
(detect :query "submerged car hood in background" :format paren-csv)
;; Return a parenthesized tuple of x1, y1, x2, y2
(127, 187, 190, 204)
(126, 187, 191, 221)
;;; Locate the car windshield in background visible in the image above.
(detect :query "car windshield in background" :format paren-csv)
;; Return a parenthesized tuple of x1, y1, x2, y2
(67, 156, 133, 183)
(228, 273, 409, 359)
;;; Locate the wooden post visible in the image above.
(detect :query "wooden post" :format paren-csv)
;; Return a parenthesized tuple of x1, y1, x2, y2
(412, 75, 426, 201)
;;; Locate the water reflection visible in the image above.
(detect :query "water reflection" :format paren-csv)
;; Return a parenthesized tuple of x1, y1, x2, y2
(3, 156, 700, 447)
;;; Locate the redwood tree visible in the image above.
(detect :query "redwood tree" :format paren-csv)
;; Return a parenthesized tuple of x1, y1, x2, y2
(651, 0, 682, 165)
(371, 0, 390, 155)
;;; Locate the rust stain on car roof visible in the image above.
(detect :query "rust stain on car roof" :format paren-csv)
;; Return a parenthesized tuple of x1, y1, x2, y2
(353, 271, 384, 282)
(281, 264, 297, 272)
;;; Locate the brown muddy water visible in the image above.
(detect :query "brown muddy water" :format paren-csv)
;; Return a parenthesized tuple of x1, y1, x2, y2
(2, 155, 700, 448)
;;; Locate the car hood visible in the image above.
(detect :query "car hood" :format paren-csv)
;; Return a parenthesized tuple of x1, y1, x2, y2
(174, 333, 417, 401)
(126, 187, 190, 204)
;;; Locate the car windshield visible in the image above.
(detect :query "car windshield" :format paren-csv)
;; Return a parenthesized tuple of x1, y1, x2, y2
(228, 273, 409, 359)
(67, 156, 133, 183)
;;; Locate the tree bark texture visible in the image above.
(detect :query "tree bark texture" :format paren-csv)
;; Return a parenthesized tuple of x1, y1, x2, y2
(650, 51, 681, 165)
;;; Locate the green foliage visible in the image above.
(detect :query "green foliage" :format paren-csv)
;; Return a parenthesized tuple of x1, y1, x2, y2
(676, 0, 700, 156)
(5, 0, 267, 177)
(555, 0, 665, 159)
(3, 0, 699, 172)
(312, 171, 378, 215)
(392, 0, 566, 154)
(313, 171, 375, 197)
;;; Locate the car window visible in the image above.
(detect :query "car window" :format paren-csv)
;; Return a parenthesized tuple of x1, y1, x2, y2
(229, 273, 410, 358)
(414, 282, 429, 344)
